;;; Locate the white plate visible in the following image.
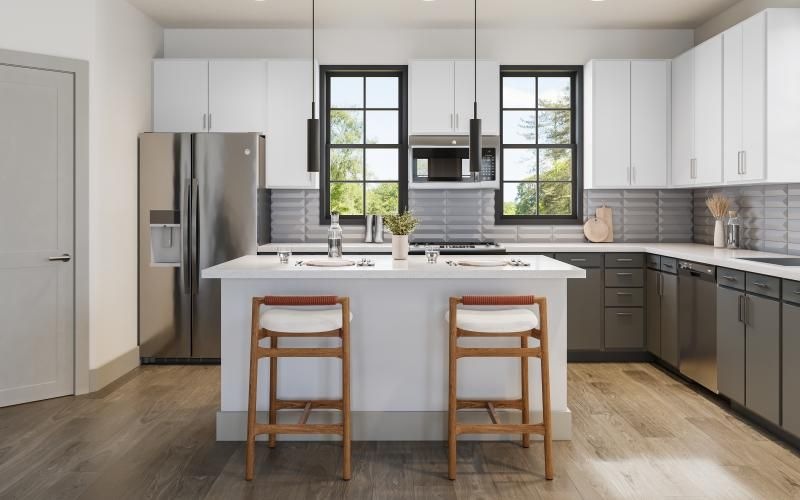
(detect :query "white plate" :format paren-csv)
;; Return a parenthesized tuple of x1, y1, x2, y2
(453, 260, 509, 267)
(303, 259, 356, 267)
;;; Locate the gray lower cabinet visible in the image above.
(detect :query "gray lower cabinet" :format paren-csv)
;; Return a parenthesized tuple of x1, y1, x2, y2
(660, 274, 679, 367)
(605, 308, 644, 349)
(717, 286, 745, 405)
(745, 294, 781, 425)
(646, 269, 661, 356)
(567, 267, 605, 351)
(784, 302, 800, 437)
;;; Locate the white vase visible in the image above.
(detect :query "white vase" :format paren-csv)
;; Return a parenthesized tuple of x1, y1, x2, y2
(713, 219, 725, 248)
(391, 235, 409, 260)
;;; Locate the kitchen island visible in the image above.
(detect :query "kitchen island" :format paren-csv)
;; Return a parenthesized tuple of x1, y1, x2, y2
(202, 254, 585, 441)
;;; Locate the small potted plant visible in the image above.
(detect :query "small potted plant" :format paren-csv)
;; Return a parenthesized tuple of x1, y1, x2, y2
(383, 211, 419, 260)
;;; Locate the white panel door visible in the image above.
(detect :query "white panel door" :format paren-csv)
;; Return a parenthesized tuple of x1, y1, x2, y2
(153, 60, 209, 132)
(740, 12, 766, 182)
(591, 60, 631, 187)
(693, 35, 724, 185)
(454, 60, 499, 135)
(265, 59, 318, 189)
(671, 50, 694, 187)
(208, 60, 268, 133)
(630, 60, 669, 187)
(723, 23, 744, 182)
(410, 60, 455, 135)
(0, 65, 74, 407)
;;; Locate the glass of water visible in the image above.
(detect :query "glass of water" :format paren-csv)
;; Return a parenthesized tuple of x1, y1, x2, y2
(276, 248, 291, 264)
(425, 247, 440, 264)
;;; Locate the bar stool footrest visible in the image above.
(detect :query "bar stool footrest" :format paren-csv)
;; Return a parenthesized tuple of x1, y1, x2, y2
(456, 399, 524, 410)
(254, 423, 344, 436)
(456, 423, 546, 435)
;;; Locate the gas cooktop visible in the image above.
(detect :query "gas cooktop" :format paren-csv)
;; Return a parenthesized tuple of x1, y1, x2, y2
(408, 241, 507, 255)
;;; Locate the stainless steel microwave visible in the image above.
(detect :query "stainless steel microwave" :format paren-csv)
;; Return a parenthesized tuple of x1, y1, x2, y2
(409, 135, 499, 183)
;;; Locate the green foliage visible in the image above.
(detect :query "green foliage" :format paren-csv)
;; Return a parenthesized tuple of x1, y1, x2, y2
(506, 90, 573, 216)
(383, 211, 419, 236)
(329, 110, 398, 215)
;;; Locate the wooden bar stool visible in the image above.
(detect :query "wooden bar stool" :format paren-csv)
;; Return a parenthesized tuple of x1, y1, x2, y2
(245, 295, 352, 481)
(447, 295, 553, 480)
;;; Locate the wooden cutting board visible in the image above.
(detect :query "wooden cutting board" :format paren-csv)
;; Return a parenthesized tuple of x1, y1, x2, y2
(583, 217, 610, 243)
(596, 206, 614, 242)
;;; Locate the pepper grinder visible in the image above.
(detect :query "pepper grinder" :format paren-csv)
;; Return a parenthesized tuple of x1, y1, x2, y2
(364, 215, 375, 243)
(373, 215, 385, 243)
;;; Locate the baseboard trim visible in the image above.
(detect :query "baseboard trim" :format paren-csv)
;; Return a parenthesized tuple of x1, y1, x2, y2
(216, 409, 572, 442)
(568, 350, 655, 363)
(89, 346, 140, 392)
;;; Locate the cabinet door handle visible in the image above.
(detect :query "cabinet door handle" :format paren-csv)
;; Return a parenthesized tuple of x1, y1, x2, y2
(208, 113, 212, 130)
(659, 273, 664, 297)
(615, 312, 634, 317)
(632, 165, 636, 184)
(737, 151, 742, 175)
(793, 290, 800, 295)
(570, 258, 587, 262)
(741, 150, 746, 175)
(616, 272, 633, 277)
(722, 275, 737, 281)
(616, 258, 633, 262)
(738, 295, 744, 323)
(752, 282, 768, 288)
(616, 292, 633, 296)
(203, 113, 207, 130)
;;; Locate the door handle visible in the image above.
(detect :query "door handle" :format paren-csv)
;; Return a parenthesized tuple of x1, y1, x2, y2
(48, 253, 72, 262)
(190, 178, 199, 294)
(616, 292, 633, 296)
(741, 150, 746, 175)
(738, 295, 743, 322)
(659, 273, 664, 297)
(183, 179, 191, 294)
(741, 295, 749, 325)
(737, 151, 742, 175)
(752, 282, 769, 289)
(570, 258, 587, 262)
(203, 113, 207, 131)
(615, 312, 634, 317)
(721, 275, 737, 281)
(616, 272, 634, 277)
(208, 113, 212, 131)
(616, 258, 633, 262)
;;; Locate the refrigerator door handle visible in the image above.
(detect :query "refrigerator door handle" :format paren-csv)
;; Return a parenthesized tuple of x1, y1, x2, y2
(190, 177, 199, 294)
(182, 179, 191, 294)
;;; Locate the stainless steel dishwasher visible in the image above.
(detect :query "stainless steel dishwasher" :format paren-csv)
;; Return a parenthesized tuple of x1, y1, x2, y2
(678, 260, 718, 392)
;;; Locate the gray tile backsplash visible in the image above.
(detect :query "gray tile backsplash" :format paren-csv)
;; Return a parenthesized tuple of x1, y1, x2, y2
(270, 188, 695, 244)
(693, 184, 800, 255)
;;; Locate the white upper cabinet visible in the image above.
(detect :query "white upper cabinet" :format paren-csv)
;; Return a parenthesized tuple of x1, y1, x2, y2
(453, 60, 500, 135)
(264, 59, 319, 189)
(584, 59, 669, 189)
(671, 49, 694, 187)
(208, 60, 268, 133)
(693, 34, 724, 186)
(410, 59, 499, 136)
(153, 60, 209, 132)
(630, 60, 670, 187)
(723, 13, 766, 183)
(153, 59, 267, 133)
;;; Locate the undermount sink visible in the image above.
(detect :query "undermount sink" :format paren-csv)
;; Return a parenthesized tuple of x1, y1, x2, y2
(737, 257, 800, 266)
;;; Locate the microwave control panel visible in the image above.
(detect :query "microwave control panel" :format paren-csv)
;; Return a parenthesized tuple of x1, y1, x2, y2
(480, 149, 496, 181)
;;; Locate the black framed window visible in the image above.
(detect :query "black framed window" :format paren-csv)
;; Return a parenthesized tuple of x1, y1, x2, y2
(320, 66, 408, 223)
(496, 66, 582, 224)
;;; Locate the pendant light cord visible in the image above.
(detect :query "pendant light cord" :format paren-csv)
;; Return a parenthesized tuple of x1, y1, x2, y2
(473, 0, 477, 119)
(311, 0, 316, 119)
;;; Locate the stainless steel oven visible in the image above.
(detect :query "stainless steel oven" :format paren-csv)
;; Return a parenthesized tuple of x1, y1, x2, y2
(409, 135, 498, 183)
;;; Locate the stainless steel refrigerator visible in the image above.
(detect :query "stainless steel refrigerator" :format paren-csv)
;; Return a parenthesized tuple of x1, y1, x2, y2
(138, 133, 268, 361)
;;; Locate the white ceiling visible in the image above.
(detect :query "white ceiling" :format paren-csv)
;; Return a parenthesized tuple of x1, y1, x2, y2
(127, 0, 739, 30)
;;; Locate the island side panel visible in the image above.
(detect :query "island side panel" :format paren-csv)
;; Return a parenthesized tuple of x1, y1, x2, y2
(218, 277, 570, 440)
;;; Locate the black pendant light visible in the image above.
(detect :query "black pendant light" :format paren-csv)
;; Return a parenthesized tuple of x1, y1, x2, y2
(307, 0, 320, 173)
(469, 0, 482, 174)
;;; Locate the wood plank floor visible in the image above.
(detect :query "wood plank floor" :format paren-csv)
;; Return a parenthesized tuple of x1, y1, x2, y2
(1, 363, 799, 499)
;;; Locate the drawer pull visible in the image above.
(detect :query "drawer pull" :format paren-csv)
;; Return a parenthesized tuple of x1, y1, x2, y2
(616, 272, 634, 277)
(722, 275, 737, 281)
(616, 292, 633, 296)
(570, 258, 587, 262)
(663, 263, 673, 268)
(793, 290, 800, 295)
(616, 258, 633, 262)
(752, 282, 769, 288)
(615, 312, 634, 317)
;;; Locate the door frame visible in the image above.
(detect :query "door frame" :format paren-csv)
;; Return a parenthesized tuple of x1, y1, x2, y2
(0, 49, 90, 395)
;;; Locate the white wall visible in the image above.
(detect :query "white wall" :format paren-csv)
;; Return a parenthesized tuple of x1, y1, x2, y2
(0, 0, 95, 60)
(164, 28, 694, 63)
(89, 0, 163, 370)
(695, 0, 800, 42)
(0, 0, 163, 372)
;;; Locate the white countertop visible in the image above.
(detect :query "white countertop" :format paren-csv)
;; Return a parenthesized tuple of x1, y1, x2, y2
(256, 242, 800, 281)
(202, 254, 586, 280)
